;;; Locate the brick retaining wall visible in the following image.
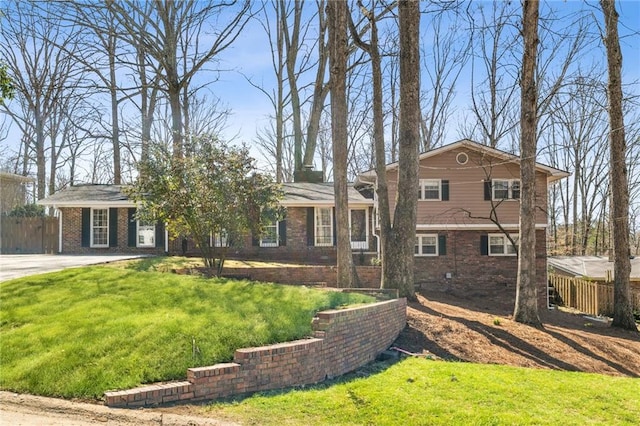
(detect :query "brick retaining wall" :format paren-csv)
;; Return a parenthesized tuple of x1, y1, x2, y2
(221, 265, 381, 288)
(105, 298, 407, 407)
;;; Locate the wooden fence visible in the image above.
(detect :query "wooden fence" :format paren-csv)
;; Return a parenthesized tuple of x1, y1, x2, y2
(549, 273, 640, 317)
(0, 216, 58, 254)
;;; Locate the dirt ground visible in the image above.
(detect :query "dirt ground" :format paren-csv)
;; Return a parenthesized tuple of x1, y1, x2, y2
(394, 290, 640, 377)
(2, 290, 638, 425)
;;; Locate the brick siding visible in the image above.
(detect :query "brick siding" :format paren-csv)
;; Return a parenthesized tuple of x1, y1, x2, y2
(105, 298, 407, 407)
(60, 207, 164, 255)
(167, 206, 378, 264)
(413, 229, 548, 308)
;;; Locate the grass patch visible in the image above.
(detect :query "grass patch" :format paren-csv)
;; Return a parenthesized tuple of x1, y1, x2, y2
(204, 357, 640, 425)
(0, 266, 373, 399)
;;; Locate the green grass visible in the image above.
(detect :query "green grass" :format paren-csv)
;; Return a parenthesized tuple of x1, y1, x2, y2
(204, 357, 640, 425)
(0, 266, 373, 399)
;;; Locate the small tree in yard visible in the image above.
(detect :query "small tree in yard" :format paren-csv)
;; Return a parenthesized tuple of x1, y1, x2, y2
(127, 135, 283, 275)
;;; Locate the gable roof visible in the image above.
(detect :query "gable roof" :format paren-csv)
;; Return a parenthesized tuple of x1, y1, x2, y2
(38, 182, 373, 208)
(280, 182, 373, 207)
(37, 184, 133, 208)
(548, 256, 640, 280)
(0, 171, 35, 183)
(357, 139, 570, 185)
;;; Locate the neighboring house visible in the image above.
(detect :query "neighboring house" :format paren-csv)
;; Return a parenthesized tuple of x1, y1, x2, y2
(37, 182, 376, 262)
(548, 256, 640, 283)
(357, 139, 568, 305)
(0, 172, 35, 214)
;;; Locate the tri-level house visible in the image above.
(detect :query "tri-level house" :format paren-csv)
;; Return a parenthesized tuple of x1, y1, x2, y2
(357, 139, 568, 304)
(38, 139, 567, 302)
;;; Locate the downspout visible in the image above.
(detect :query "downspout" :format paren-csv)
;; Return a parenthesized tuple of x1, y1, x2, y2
(165, 225, 169, 254)
(56, 206, 62, 253)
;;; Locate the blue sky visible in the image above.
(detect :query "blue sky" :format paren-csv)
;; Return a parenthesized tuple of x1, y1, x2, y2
(1, 0, 639, 174)
(207, 0, 640, 152)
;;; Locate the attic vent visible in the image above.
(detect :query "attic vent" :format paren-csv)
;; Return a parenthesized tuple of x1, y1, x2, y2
(456, 152, 469, 165)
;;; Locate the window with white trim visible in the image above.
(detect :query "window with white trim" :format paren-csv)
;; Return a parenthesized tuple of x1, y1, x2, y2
(91, 208, 109, 247)
(489, 233, 519, 256)
(315, 207, 333, 246)
(418, 179, 441, 200)
(137, 220, 155, 248)
(415, 234, 438, 256)
(492, 179, 520, 200)
(211, 230, 228, 247)
(350, 209, 368, 250)
(260, 221, 279, 247)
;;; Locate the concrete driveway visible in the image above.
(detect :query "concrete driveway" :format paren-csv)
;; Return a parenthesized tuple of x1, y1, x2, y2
(0, 254, 147, 282)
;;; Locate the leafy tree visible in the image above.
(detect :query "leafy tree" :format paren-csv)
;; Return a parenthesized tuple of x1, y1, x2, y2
(0, 61, 14, 101)
(127, 135, 283, 275)
(5, 204, 45, 217)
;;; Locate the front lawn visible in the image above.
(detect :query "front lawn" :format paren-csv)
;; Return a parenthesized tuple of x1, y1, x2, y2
(0, 266, 373, 399)
(203, 357, 640, 425)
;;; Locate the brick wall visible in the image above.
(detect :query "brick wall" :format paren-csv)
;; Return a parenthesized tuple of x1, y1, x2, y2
(220, 265, 381, 288)
(105, 298, 407, 407)
(167, 207, 378, 264)
(413, 229, 548, 308)
(61, 207, 164, 255)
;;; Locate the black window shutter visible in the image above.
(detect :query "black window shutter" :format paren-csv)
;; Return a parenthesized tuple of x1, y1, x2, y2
(480, 235, 489, 255)
(127, 208, 137, 247)
(278, 220, 287, 246)
(307, 207, 315, 246)
(155, 221, 165, 249)
(438, 235, 447, 256)
(512, 181, 521, 199)
(252, 232, 260, 246)
(484, 180, 492, 201)
(81, 208, 90, 247)
(441, 180, 450, 201)
(109, 208, 118, 247)
(332, 207, 337, 246)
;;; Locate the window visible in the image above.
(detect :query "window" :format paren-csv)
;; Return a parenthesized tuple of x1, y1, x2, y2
(456, 152, 469, 165)
(91, 208, 109, 247)
(260, 221, 279, 247)
(492, 179, 520, 200)
(211, 230, 228, 247)
(415, 234, 438, 256)
(315, 207, 333, 246)
(418, 179, 441, 200)
(137, 220, 155, 248)
(350, 209, 368, 250)
(488, 233, 519, 256)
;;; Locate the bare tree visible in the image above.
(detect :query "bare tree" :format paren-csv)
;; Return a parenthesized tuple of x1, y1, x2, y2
(514, 0, 541, 326)
(420, 12, 469, 150)
(462, 1, 520, 149)
(388, 0, 420, 300)
(600, 0, 637, 331)
(0, 1, 84, 199)
(327, 0, 354, 288)
(107, 0, 251, 158)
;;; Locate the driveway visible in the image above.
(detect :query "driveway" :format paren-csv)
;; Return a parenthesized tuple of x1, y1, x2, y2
(0, 254, 147, 282)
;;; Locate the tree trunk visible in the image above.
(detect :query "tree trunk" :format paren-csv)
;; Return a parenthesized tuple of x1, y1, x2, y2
(328, 0, 353, 288)
(600, 0, 637, 331)
(108, 30, 121, 184)
(386, 0, 420, 301)
(514, 0, 541, 326)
